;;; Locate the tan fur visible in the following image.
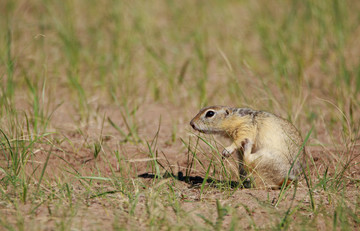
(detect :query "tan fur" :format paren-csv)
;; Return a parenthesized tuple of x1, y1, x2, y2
(190, 106, 305, 189)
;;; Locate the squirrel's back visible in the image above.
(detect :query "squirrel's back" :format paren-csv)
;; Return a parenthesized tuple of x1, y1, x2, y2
(252, 111, 305, 182)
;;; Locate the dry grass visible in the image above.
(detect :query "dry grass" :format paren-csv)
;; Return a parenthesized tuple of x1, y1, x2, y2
(1, 0, 360, 230)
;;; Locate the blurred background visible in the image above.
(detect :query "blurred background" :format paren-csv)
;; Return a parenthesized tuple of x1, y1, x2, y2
(1, 1, 360, 135)
(1, 0, 360, 229)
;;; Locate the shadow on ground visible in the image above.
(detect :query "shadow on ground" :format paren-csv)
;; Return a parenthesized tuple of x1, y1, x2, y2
(138, 171, 252, 188)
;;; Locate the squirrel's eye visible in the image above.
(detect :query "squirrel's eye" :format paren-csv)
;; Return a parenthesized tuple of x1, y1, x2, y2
(205, 110, 215, 118)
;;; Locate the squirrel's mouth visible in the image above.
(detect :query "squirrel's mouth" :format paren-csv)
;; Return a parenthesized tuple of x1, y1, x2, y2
(190, 122, 208, 134)
(194, 128, 212, 134)
(190, 122, 221, 135)
(190, 123, 206, 133)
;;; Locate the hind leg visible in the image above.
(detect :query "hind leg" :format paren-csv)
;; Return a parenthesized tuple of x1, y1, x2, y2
(242, 141, 285, 188)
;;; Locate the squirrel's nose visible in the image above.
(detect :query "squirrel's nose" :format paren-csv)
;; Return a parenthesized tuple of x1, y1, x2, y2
(190, 121, 196, 129)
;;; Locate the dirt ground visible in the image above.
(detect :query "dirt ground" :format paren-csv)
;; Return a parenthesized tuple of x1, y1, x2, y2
(2, 99, 358, 230)
(1, 1, 360, 230)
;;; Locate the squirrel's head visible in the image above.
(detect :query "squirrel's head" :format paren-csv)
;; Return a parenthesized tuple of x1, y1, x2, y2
(190, 106, 232, 134)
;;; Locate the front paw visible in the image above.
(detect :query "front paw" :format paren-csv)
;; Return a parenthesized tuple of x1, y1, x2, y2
(222, 147, 234, 158)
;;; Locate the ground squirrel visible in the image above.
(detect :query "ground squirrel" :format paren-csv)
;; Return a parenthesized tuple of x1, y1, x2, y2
(190, 106, 305, 188)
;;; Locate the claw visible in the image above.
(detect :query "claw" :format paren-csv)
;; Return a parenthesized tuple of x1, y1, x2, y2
(222, 147, 234, 158)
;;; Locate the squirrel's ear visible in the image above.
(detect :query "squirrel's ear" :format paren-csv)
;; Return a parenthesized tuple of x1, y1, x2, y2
(225, 109, 230, 116)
